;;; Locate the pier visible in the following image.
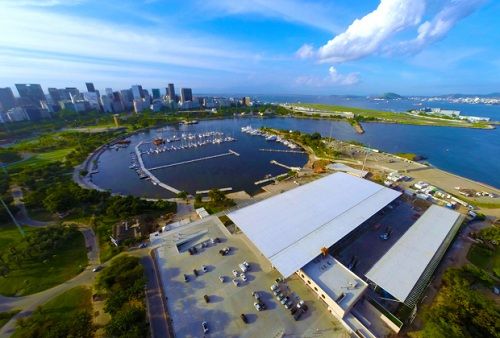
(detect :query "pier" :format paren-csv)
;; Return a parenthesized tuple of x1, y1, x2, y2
(196, 187, 233, 194)
(254, 173, 289, 185)
(148, 150, 239, 171)
(270, 160, 301, 171)
(259, 148, 306, 154)
(135, 142, 181, 194)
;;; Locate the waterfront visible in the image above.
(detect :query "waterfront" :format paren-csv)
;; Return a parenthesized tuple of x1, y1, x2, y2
(91, 116, 500, 198)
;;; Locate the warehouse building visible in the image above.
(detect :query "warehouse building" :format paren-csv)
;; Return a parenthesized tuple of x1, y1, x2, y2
(227, 173, 464, 336)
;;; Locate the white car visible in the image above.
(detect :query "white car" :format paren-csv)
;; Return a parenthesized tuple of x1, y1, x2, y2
(219, 275, 225, 283)
(243, 261, 250, 269)
(201, 265, 208, 272)
(233, 279, 239, 286)
(232, 269, 239, 277)
(254, 302, 263, 311)
(202, 321, 208, 334)
(239, 263, 248, 273)
(241, 273, 247, 282)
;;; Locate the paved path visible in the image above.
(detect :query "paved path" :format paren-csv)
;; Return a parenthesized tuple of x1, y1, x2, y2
(11, 186, 52, 227)
(0, 227, 100, 338)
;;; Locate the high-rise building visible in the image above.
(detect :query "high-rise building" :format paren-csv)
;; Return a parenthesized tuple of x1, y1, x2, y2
(152, 88, 160, 100)
(180, 88, 193, 103)
(167, 83, 176, 101)
(120, 89, 133, 110)
(105, 88, 114, 97)
(15, 84, 45, 107)
(65, 87, 80, 98)
(100, 95, 113, 113)
(0, 87, 16, 112)
(131, 85, 144, 100)
(48, 88, 61, 104)
(85, 82, 96, 92)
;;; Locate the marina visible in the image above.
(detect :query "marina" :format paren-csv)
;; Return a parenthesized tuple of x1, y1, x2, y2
(148, 150, 239, 171)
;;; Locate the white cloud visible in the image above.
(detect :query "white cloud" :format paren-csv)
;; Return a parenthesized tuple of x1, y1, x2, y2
(2, 0, 85, 6)
(0, 5, 257, 76)
(317, 0, 425, 63)
(199, 0, 342, 33)
(296, 67, 359, 87)
(396, 0, 486, 53)
(295, 44, 314, 59)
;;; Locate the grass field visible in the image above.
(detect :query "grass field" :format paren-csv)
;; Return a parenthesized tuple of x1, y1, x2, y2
(0, 226, 88, 296)
(6, 148, 75, 171)
(292, 103, 491, 129)
(0, 310, 20, 329)
(12, 286, 92, 338)
(467, 244, 500, 278)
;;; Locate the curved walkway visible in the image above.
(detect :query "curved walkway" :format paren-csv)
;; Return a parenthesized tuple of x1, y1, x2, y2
(11, 186, 52, 227)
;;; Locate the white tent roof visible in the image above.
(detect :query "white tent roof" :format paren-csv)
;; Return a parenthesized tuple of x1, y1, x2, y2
(366, 205, 462, 303)
(228, 173, 401, 277)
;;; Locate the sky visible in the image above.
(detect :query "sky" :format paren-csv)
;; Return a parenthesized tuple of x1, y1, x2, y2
(0, 0, 498, 96)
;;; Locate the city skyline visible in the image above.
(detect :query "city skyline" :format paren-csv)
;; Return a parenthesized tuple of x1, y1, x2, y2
(0, 0, 499, 95)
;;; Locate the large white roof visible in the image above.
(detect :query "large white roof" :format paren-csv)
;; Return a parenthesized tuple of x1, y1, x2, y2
(366, 205, 462, 304)
(228, 172, 401, 277)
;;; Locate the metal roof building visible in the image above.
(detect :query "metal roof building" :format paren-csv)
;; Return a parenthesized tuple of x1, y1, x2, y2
(227, 173, 401, 277)
(366, 205, 463, 306)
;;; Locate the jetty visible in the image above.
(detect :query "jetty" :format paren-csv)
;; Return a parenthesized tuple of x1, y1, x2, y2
(254, 173, 289, 185)
(270, 160, 301, 171)
(135, 142, 181, 194)
(196, 187, 233, 194)
(259, 148, 306, 154)
(148, 150, 239, 171)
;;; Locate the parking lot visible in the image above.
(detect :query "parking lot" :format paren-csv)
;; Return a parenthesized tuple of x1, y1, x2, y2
(154, 217, 347, 337)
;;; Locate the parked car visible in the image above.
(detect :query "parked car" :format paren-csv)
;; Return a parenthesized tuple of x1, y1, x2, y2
(280, 296, 289, 305)
(232, 269, 239, 277)
(201, 265, 208, 273)
(270, 283, 279, 291)
(252, 291, 260, 301)
(242, 261, 250, 269)
(92, 265, 102, 272)
(277, 293, 285, 302)
(254, 302, 263, 311)
(233, 279, 239, 286)
(241, 273, 247, 282)
(219, 275, 225, 283)
(284, 299, 293, 309)
(202, 321, 209, 333)
(293, 309, 303, 321)
(193, 269, 198, 277)
(290, 306, 298, 315)
(297, 300, 308, 312)
(184, 274, 189, 282)
(239, 263, 248, 273)
(240, 313, 248, 323)
(273, 289, 282, 297)
(204, 295, 210, 303)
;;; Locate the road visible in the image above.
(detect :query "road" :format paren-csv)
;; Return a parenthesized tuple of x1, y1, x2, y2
(141, 255, 172, 338)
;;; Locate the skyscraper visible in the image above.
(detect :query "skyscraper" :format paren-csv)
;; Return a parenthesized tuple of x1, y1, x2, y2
(0, 87, 16, 112)
(105, 88, 114, 97)
(48, 87, 61, 104)
(15, 84, 45, 107)
(85, 82, 96, 92)
(167, 83, 176, 101)
(131, 85, 144, 100)
(180, 88, 193, 103)
(152, 88, 160, 100)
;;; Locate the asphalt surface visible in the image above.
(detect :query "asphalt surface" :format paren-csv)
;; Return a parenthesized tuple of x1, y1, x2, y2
(141, 255, 172, 338)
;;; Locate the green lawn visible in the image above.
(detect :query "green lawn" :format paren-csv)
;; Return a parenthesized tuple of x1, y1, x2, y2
(6, 148, 75, 171)
(293, 103, 490, 128)
(12, 286, 92, 338)
(467, 244, 500, 278)
(0, 223, 36, 253)
(0, 310, 20, 329)
(0, 227, 88, 296)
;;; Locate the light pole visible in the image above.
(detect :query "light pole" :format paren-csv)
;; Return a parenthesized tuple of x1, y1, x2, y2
(0, 163, 25, 237)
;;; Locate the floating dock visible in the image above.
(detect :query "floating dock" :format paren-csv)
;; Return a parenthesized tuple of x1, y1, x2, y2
(254, 173, 289, 185)
(196, 187, 233, 194)
(135, 142, 181, 194)
(148, 150, 239, 171)
(259, 148, 306, 154)
(270, 160, 301, 171)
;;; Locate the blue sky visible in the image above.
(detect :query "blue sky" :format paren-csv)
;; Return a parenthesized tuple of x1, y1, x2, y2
(0, 0, 498, 95)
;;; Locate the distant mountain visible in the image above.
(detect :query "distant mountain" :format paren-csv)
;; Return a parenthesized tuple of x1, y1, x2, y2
(435, 93, 500, 98)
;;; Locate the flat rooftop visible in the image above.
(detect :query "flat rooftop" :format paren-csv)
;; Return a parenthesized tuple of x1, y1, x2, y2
(301, 255, 367, 311)
(228, 172, 401, 277)
(366, 205, 463, 304)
